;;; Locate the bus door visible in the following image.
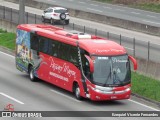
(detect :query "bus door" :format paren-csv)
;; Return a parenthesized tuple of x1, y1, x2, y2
(30, 33, 45, 79)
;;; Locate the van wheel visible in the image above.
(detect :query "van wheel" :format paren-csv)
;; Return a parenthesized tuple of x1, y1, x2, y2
(42, 16, 45, 23)
(29, 66, 37, 82)
(74, 84, 82, 100)
(50, 18, 55, 25)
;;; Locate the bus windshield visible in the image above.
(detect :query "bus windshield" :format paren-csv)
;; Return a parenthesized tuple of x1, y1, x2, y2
(92, 55, 131, 87)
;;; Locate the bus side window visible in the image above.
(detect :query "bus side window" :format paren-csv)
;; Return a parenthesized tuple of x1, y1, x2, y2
(49, 40, 60, 57)
(30, 34, 39, 51)
(59, 43, 70, 61)
(68, 46, 79, 67)
(39, 37, 49, 54)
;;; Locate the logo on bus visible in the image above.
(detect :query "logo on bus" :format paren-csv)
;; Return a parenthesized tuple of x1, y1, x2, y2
(49, 57, 76, 79)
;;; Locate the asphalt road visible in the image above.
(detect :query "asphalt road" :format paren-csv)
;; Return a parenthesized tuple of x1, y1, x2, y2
(1, 1, 160, 63)
(0, 50, 160, 120)
(34, 0, 160, 27)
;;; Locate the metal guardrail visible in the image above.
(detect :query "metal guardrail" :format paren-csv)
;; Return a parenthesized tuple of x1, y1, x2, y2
(0, 5, 160, 63)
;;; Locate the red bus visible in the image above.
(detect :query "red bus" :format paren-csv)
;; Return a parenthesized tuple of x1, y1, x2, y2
(16, 24, 137, 101)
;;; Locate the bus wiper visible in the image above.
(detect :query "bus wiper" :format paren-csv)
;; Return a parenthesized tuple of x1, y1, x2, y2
(113, 69, 123, 85)
(104, 66, 112, 86)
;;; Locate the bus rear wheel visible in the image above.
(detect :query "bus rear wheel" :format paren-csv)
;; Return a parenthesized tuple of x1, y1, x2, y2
(29, 66, 37, 82)
(74, 84, 82, 100)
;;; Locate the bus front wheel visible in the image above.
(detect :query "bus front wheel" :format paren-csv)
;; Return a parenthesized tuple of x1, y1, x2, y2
(74, 84, 82, 100)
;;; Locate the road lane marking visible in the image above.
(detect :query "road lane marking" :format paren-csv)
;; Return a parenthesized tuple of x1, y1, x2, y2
(115, 9, 125, 12)
(46, 0, 56, 2)
(0, 51, 14, 58)
(50, 89, 81, 103)
(143, 20, 160, 25)
(131, 12, 140, 15)
(79, 1, 85, 4)
(147, 15, 156, 18)
(90, 4, 98, 7)
(128, 99, 159, 111)
(87, 8, 102, 13)
(103, 6, 112, 9)
(124, 47, 134, 50)
(0, 92, 24, 105)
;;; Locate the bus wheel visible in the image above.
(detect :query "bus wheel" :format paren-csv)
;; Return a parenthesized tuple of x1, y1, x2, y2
(29, 66, 37, 82)
(74, 84, 82, 100)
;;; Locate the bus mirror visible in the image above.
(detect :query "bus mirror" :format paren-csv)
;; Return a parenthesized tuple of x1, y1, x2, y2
(129, 55, 137, 70)
(84, 55, 94, 73)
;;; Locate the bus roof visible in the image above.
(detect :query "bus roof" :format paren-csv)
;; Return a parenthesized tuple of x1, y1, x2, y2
(17, 24, 126, 56)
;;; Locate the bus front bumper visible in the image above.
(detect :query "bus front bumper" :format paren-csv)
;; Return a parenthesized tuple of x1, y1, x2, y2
(88, 86, 131, 101)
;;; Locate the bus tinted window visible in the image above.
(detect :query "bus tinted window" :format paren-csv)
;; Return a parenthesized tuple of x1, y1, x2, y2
(50, 40, 60, 57)
(59, 43, 70, 61)
(39, 37, 49, 54)
(69, 46, 78, 66)
(30, 34, 39, 51)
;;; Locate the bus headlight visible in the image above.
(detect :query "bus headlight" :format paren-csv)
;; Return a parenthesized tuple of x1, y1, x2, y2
(90, 85, 113, 94)
(125, 87, 131, 92)
(90, 85, 131, 94)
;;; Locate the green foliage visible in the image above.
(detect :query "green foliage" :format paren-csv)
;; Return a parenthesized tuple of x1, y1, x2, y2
(94, 0, 160, 13)
(134, 3, 160, 13)
(0, 32, 16, 50)
(0, 29, 7, 33)
(132, 72, 160, 102)
(94, 0, 113, 3)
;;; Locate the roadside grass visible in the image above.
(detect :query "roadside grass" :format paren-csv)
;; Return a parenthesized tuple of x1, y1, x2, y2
(94, 0, 113, 3)
(132, 3, 160, 13)
(0, 32, 16, 50)
(132, 72, 160, 102)
(94, 0, 160, 13)
(0, 29, 7, 33)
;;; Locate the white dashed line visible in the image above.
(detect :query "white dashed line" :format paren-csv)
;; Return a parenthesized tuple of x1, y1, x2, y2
(50, 90, 81, 103)
(0, 92, 24, 105)
(128, 99, 159, 111)
(87, 8, 102, 13)
(79, 1, 85, 4)
(0, 51, 14, 58)
(124, 47, 134, 51)
(90, 4, 98, 7)
(143, 20, 160, 25)
(147, 15, 157, 18)
(131, 12, 140, 15)
(115, 9, 125, 12)
(46, 0, 56, 2)
(103, 6, 112, 9)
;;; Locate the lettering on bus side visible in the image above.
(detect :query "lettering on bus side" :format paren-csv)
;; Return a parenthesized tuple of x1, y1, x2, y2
(49, 57, 76, 81)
